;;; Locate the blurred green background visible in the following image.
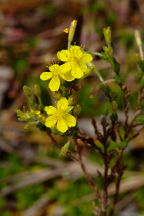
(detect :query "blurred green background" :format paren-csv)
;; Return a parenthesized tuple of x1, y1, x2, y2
(0, 0, 144, 215)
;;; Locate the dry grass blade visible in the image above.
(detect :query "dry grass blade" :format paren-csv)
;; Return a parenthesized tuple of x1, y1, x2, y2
(69, 172, 144, 207)
(0, 160, 101, 197)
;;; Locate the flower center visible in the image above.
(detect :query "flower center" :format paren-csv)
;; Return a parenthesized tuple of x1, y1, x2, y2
(70, 57, 78, 64)
(52, 69, 59, 76)
(56, 109, 64, 117)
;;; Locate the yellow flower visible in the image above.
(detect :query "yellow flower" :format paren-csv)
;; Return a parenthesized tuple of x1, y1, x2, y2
(44, 97, 76, 133)
(40, 64, 75, 91)
(40, 64, 60, 91)
(57, 45, 93, 79)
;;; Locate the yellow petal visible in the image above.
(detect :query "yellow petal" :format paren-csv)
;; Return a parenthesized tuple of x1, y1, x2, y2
(57, 50, 70, 62)
(81, 53, 93, 63)
(60, 71, 75, 82)
(57, 97, 68, 111)
(44, 106, 57, 115)
(49, 75, 60, 91)
(79, 63, 87, 72)
(64, 114, 76, 127)
(71, 62, 84, 79)
(71, 46, 83, 59)
(40, 72, 52, 80)
(59, 62, 72, 73)
(57, 116, 68, 133)
(64, 28, 69, 33)
(84, 66, 93, 75)
(49, 64, 59, 72)
(45, 115, 57, 128)
(70, 45, 80, 50)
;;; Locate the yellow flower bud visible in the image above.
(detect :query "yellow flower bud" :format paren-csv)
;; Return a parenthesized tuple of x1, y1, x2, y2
(103, 27, 111, 46)
(33, 84, 41, 97)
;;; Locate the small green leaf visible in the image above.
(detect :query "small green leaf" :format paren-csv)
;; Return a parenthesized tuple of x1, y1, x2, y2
(95, 140, 104, 152)
(114, 75, 122, 84)
(118, 140, 128, 148)
(119, 127, 125, 139)
(108, 140, 128, 152)
(108, 141, 117, 151)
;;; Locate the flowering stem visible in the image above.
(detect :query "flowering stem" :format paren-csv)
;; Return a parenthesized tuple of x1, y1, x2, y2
(94, 69, 104, 82)
(103, 144, 109, 213)
(93, 68, 115, 85)
(102, 79, 115, 84)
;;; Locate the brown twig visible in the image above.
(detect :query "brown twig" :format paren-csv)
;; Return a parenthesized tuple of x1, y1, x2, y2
(92, 118, 103, 142)
(122, 85, 129, 135)
(77, 134, 104, 157)
(102, 139, 109, 215)
(111, 148, 125, 215)
(75, 139, 101, 202)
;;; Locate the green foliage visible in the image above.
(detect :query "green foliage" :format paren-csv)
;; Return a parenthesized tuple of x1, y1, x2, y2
(136, 115, 144, 124)
(106, 12, 117, 25)
(78, 84, 97, 117)
(26, 36, 38, 48)
(81, 1, 105, 14)
(49, 178, 93, 216)
(0, 212, 12, 216)
(0, 197, 6, 209)
(66, 203, 93, 216)
(0, 154, 23, 181)
(108, 140, 128, 152)
(120, 33, 134, 49)
(41, 3, 55, 17)
(11, 58, 28, 74)
(135, 188, 144, 213)
(16, 185, 44, 210)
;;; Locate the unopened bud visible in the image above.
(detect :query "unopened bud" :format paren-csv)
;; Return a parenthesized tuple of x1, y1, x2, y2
(73, 104, 81, 116)
(33, 84, 41, 97)
(60, 141, 70, 157)
(112, 101, 118, 111)
(103, 27, 111, 46)
(23, 86, 32, 97)
(68, 20, 77, 48)
(16, 110, 29, 121)
(103, 46, 113, 57)
(68, 96, 75, 105)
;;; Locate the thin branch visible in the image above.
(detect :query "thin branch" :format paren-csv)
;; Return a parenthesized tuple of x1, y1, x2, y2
(75, 139, 101, 200)
(91, 118, 103, 142)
